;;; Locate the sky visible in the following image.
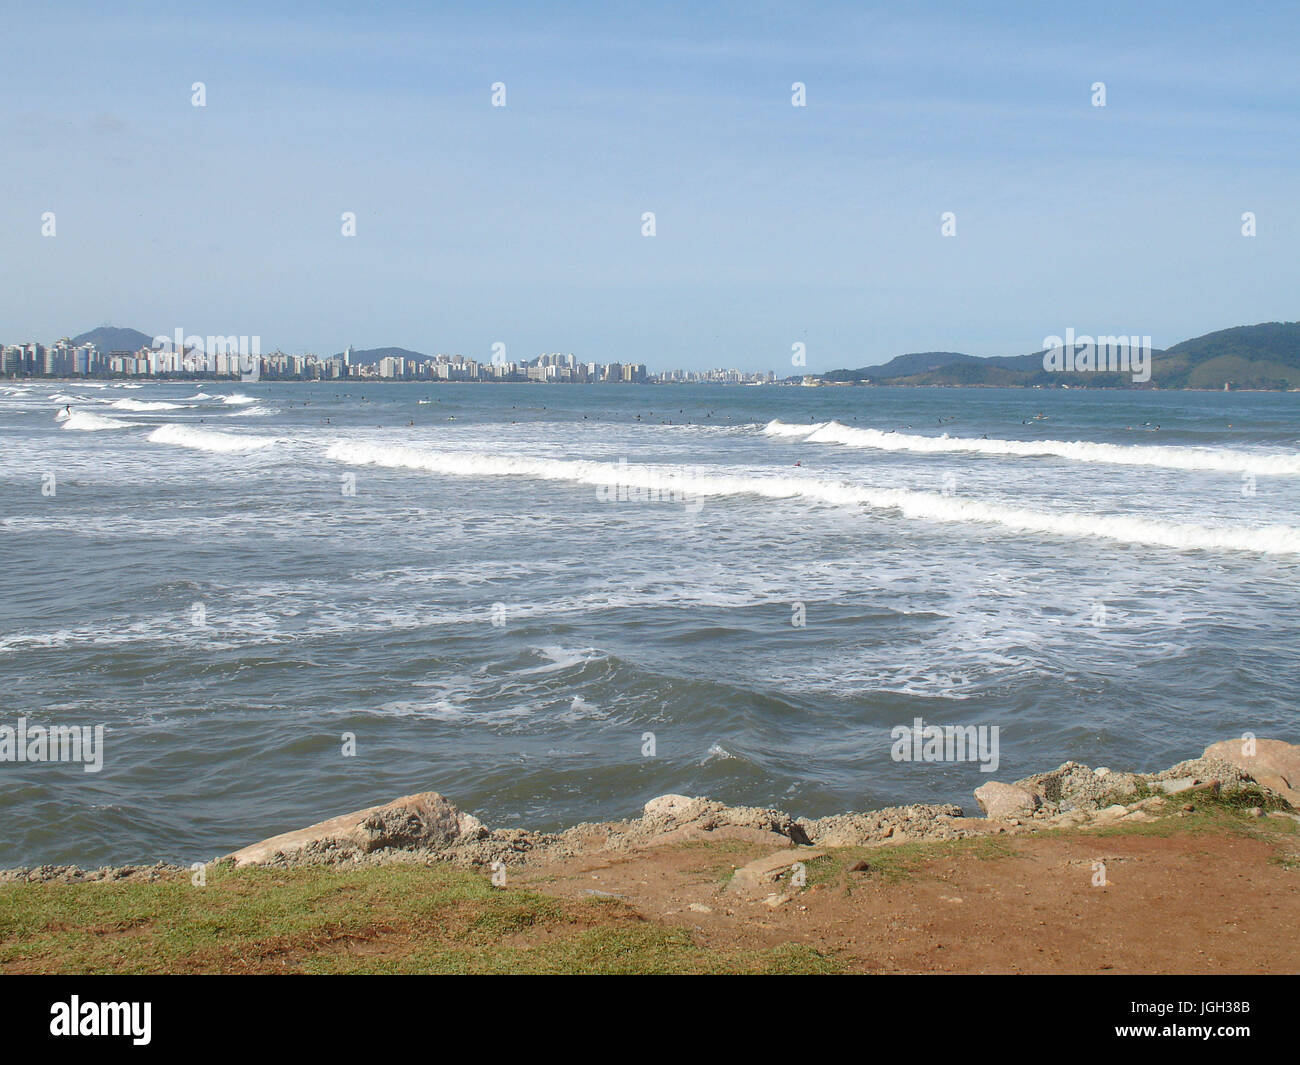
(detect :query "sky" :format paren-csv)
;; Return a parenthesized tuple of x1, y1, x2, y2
(2, 1, 1298, 372)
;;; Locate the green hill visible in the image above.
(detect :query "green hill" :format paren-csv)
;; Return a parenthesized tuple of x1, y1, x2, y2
(71, 326, 155, 352)
(822, 321, 1300, 389)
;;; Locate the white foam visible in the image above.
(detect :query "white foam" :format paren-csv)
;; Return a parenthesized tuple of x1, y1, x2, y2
(109, 398, 184, 411)
(763, 419, 1300, 477)
(701, 742, 740, 764)
(762, 419, 827, 437)
(148, 423, 279, 452)
(325, 441, 1300, 556)
(61, 410, 142, 431)
(219, 393, 258, 406)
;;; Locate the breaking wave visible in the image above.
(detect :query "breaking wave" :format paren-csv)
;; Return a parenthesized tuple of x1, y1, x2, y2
(762, 420, 1300, 477)
(60, 410, 141, 431)
(325, 442, 1300, 556)
(109, 398, 184, 411)
(147, 424, 280, 452)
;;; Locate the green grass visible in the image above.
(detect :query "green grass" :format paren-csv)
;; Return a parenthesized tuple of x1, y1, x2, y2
(1083, 787, 1297, 841)
(798, 835, 1019, 893)
(0, 862, 838, 975)
(5, 800, 1293, 975)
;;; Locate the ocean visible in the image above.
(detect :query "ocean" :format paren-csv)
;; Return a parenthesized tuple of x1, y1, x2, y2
(1, 380, 1298, 867)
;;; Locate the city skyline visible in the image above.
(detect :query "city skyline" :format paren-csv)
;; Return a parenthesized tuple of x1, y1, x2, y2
(0, 332, 781, 384)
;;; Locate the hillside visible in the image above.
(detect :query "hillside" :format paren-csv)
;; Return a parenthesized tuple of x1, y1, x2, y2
(823, 321, 1300, 389)
(70, 326, 155, 352)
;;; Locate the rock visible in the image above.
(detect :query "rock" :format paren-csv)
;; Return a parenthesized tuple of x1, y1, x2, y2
(687, 902, 713, 914)
(642, 794, 700, 821)
(974, 781, 1041, 820)
(726, 849, 824, 896)
(1202, 739, 1300, 807)
(225, 791, 480, 867)
(1013, 762, 1134, 810)
(798, 803, 965, 847)
(848, 860, 870, 873)
(640, 795, 811, 846)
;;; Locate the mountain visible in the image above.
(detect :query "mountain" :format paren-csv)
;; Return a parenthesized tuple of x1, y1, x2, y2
(71, 326, 155, 352)
(328, 346, 426, 366)
(824, 351, 979, 381)
(820, 321, 1300, 389)
(1157, 322, 1300, 390)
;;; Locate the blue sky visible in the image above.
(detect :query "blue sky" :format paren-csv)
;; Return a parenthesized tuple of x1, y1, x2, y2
(3, 1, 1298, 371)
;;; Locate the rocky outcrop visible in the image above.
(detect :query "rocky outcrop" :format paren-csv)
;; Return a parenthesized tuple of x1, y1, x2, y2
(974, 781, 1040, 819)
(797, 803, 968, 847)
(1203, 739, 1300, 808)
(11, 740, 1298, 882)
(224, 791, 485, 867)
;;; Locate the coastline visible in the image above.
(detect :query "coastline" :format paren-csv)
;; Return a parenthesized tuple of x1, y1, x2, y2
(3, 738, 1297, 975)
(7, 738, 1296, 883)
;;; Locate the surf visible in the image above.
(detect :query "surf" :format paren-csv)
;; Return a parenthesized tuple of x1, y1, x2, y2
(325, 442, 1300, 556)
(763, 419, 1300, 477)
(147, 424, 280, 452)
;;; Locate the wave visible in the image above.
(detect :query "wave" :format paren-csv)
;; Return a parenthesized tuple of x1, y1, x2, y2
(325, 441, 1300, 556)
(219, 393, 258, 406)
(61, 410, 142, 431)
(701, 742, 743, 764)
(762, 420, 1300, 477)
(180, 391, 212, 401)
(147, 424, 280, 452)
(762, 419, 828, 437)
(225, 404, 273, 417)
(109, 398, 184, 411)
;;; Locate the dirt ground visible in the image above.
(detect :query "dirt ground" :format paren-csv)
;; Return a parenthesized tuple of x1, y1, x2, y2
(518, 824, 1300, 974)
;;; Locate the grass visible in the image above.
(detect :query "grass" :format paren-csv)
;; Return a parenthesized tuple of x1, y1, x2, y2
(4, 797, 1293, 974)
(0, 861, 840, 975)
(1083, 786, 1298, 841)
(798, 834, 1020, 893)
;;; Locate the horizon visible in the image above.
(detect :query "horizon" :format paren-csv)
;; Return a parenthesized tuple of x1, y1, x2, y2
(6, 315, 1298, 376)
(4, 1, 1299, 372)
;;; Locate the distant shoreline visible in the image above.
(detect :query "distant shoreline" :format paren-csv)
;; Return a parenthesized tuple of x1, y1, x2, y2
(14, 376, 1300, 394)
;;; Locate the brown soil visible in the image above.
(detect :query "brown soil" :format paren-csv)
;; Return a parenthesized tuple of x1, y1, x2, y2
(517, 826, 1300, 973)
